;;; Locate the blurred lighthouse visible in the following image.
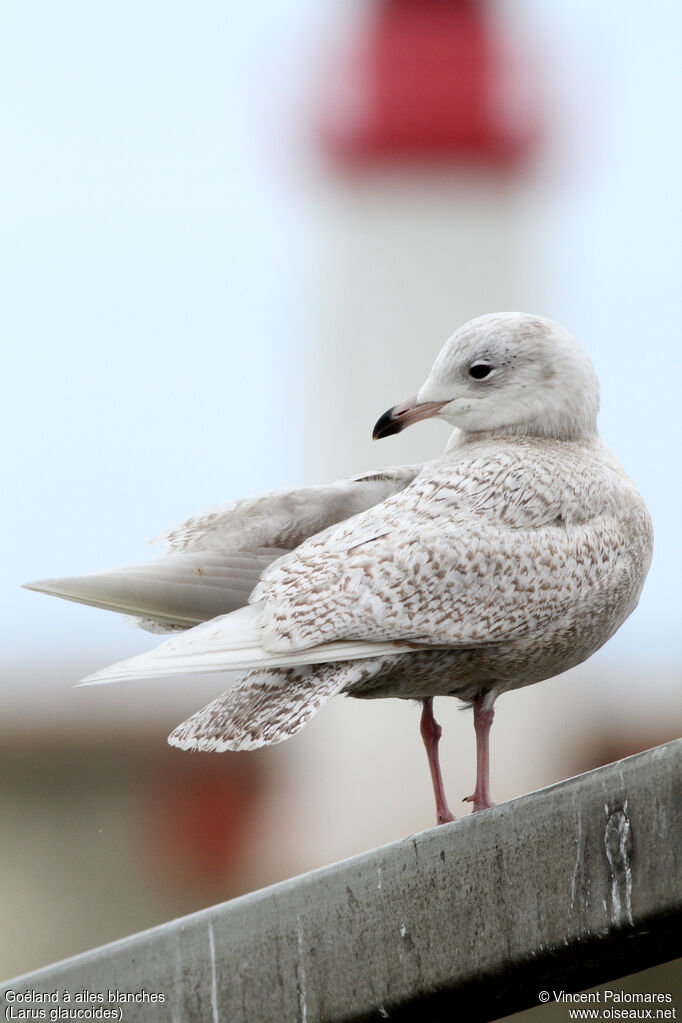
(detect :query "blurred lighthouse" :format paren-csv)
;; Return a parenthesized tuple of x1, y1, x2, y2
(310, 0, 543, 475)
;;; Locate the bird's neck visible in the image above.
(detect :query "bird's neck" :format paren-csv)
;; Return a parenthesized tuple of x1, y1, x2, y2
(446, 416, 599, 450)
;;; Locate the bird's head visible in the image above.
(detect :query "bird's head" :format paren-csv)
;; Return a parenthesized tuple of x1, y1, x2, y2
(373, 312, 600, 442)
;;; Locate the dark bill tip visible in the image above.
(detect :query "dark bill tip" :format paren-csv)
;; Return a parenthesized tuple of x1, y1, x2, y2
(373, 406, 407, 440)
(372, 394, 447, 440)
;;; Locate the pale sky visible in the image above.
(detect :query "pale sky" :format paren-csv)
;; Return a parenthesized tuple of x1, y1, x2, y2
(2, 0, 680, 693)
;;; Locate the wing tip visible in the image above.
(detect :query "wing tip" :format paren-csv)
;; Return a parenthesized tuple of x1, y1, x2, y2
(22, 578, 65, 596)
(75, 673, 119, 687)
(75, 657, 151, 686)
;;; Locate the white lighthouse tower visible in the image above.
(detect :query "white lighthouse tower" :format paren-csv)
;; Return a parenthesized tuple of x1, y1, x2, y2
(311, 0, 542, 476)
(268, 0, 550, 863)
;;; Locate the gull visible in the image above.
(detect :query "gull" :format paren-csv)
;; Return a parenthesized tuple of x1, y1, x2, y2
(25, 313, 653, 824)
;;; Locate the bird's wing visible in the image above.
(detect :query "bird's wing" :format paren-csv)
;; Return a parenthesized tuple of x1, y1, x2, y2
(254, 441, 649, 652)
(23, 549, 287, 630)
(151, 466, 422, 554)
(24, 465, 422, 630)
(78, 440, 651, 687)
(78, 603, 418, 685)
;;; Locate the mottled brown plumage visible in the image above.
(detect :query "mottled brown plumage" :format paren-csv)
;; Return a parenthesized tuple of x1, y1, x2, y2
(26, 313, 653, 822)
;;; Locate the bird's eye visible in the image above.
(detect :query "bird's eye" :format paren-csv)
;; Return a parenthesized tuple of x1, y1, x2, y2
(469, 363, 493, 380)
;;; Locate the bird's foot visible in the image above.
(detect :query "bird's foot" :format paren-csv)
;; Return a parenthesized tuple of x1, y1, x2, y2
(436, 808, 456, 825)
(463, 792, 495, 813)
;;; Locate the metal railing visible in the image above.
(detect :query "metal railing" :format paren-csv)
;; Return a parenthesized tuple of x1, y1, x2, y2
(2, 738, 680, 1022)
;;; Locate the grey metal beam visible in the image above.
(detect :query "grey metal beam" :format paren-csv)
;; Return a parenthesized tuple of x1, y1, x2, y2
(2, 739, 681, 1022)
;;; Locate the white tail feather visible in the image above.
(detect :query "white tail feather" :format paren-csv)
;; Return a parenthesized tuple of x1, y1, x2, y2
(167, 659, 383, 752)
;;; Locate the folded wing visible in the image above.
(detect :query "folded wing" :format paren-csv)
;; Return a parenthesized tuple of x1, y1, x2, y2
(78, 445, 641, 687)
(254, 447, 639, 652)
(79, 603, 418, 685)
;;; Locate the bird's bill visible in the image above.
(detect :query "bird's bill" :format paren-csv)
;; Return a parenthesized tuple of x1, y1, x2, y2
(372, 395, 447, 439)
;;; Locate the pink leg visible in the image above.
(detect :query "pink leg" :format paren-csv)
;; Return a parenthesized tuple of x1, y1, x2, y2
(420, 698, 455, 825)
(463, 696, 495, 812)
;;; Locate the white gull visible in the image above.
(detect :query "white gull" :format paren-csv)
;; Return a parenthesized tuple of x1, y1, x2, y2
(25, 313, 653, 823)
